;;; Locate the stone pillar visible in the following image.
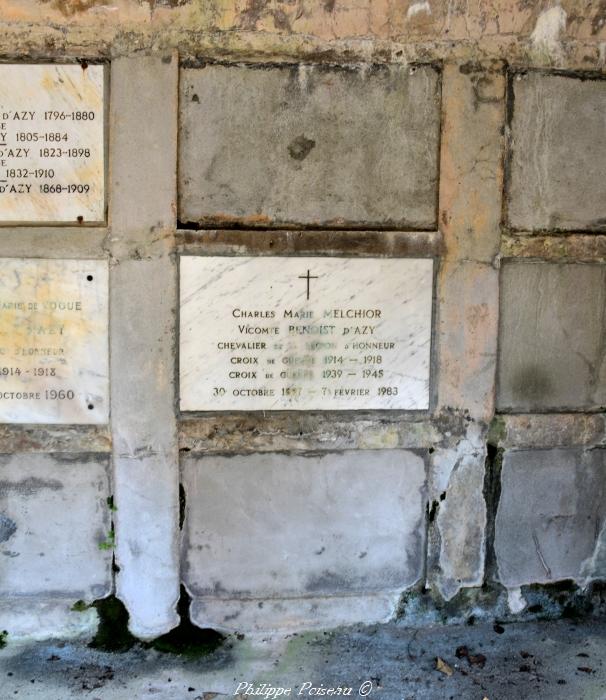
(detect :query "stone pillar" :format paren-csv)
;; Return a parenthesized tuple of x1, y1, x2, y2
(430, 62, 505, 600)
(109, 54, 180, 638)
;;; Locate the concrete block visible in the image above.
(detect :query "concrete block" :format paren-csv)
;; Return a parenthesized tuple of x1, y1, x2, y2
(0, 453, 111, 599)
(179, 64, 440, 228)
(497, 262, 606, 411)
(495, 448, 606, 588)
(182, 450, 427, 629)
(508, 72, 606, 231)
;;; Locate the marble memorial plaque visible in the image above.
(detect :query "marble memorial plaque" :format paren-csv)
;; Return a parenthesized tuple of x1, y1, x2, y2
(0, 64, 105, 224)
(0, 259, 109, 423)
(180, 257, 433, 411)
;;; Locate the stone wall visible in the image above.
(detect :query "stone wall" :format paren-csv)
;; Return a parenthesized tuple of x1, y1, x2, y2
(0, 1, 606, 640)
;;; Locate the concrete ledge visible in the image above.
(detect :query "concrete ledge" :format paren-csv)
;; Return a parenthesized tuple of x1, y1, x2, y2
(0, 426, 111, 453)
(0, 598, 98, 641)
(498, 414, 606, 449)
(189, 592, 401, 634)
(179, 416, 440, 452)
(176, 229, 442, 257)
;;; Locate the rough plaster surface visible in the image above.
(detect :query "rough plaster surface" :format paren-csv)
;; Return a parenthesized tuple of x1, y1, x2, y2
(508, 72, 606, 232)
(497, 262, 606, 411)
(0, 1, 605, 72)
(182, 450, 426, 630)
(495, 448, 606, 589)
(0, 453, 111, 599)
(179, 63, 440, 228)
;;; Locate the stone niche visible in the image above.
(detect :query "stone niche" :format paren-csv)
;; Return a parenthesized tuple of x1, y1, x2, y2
(497, 261, 606, 412)
(0, 453, 112, 600)
(178, 63, 441, 229)
(181, 450, 427, 630)
(495, 448, 606, 588)
(507, 71, 606, 232)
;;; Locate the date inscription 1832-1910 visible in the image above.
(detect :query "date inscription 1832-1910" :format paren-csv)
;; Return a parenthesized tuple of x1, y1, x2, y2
(0, 64, 105, 224)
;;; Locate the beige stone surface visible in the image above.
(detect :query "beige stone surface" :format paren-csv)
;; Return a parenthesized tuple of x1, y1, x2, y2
(0, 1, 604, 69)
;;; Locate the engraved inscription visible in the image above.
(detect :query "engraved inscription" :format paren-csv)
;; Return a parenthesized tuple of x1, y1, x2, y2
(0, 64, 104, 224)
(0, 259, 109, 423)
(180, 257, 433, 411)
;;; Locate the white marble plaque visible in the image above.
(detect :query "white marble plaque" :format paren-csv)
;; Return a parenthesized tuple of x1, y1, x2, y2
(0, 64, 105, 224)
(0, 259, 109, 423)
(180, 257, 433, 411)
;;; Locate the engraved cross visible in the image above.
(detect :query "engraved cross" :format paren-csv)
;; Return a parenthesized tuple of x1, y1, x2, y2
(298, 269, 319, 301)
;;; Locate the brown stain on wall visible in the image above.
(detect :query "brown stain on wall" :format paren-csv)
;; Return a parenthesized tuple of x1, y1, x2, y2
(40, 0, 110, 17)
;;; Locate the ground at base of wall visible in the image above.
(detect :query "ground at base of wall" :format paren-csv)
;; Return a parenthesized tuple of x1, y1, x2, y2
(1, 619, 606, 699)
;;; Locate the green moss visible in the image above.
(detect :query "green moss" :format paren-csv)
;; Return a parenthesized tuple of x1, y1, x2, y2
(144, 586, 224, 658)
(89, 596, 138, 653)
(106, 496, 117, 512)
(88, 589, 224, 657)
(487, 416, 506, 448)
(71, 600, 90, 612)
(98, 528, 115, 551)
(0, 630, 7, 649)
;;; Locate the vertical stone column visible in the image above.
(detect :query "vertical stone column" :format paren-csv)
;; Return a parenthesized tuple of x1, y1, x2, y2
(430, 63, 505, 600)
(108, 54, 180, 638)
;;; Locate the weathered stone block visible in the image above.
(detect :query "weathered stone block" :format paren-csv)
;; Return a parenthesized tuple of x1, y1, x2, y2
(508, 72, 606, 231)
(0, 453, 112, 598)
(182, 450, 426, 601)
(431, 423, 487, 600)
(497, 262, 606, 411)
(179, 64, 440, 228)
(495, 448, 606, 588)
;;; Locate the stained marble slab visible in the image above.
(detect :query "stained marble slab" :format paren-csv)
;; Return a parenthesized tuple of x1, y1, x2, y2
(179, 64, 440, 228)
(0, 64, 105, 224)
(180, 256, 433, 411)
(0, 259, 109, 423)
